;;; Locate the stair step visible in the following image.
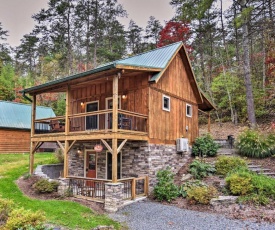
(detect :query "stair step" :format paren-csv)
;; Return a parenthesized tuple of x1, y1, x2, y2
(250, 168, 271, 172)
(260, 172, 275, 176)
(248, 165, 262, 168)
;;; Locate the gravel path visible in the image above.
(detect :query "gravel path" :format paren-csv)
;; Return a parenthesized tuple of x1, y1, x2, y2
(109, 200, 275, 230)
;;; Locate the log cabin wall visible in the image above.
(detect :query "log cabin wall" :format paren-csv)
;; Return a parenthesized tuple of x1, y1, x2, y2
(149, 53, 199, 144)
(69, 73, 149, 130)
(0, 129, 30, 153)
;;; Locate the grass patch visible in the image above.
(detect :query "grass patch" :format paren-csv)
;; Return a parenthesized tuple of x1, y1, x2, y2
(0, 153, 120, 229)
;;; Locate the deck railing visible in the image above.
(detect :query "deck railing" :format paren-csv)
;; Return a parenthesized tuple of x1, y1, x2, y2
(34, 109, 148, 134)
(66, 176, 149, 202)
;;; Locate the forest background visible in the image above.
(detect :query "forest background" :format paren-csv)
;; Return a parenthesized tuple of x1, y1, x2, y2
(0, 0, 274, 126)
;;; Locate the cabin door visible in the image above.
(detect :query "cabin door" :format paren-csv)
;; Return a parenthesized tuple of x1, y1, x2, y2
(105, 97, 121, 129)
(106, 152, 121, 180)
(86, 101, 98, 130)
(86, 151, 96, 178)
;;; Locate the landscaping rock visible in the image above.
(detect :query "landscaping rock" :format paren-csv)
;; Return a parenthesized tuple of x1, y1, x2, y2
(210, 196, 238, 206)
(180, 173, 193, 182)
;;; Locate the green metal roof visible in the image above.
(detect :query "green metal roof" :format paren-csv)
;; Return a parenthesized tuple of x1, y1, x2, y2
(116, 41, 182, 69)
(0, 101, 56, 130)
(21, 42, 183, 94)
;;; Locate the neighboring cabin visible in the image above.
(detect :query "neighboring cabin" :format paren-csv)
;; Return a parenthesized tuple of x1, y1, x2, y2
(0, 101, 57, 153)
(21, 42, 214, 211)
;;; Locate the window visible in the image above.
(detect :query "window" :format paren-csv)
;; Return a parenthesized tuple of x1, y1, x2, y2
(162, 95, 170, 111)
(186, 104, 192, 117)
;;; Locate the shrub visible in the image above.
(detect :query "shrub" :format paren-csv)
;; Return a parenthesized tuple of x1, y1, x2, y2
(178, 180, 206, 198)
(34, 179, 59, 193)
(215, 156, 247, 176)
(236, 129, 275, 158)
(4, 208, 46, 230)
(189, 160, 216, 179)
(153, 168, 179, 202)
(225, 171, 253, 195)
(0, 198, 14, 223)
(192, 134, 219, 157)
(187, 185, 218, 205)
(54, 148, 64, 163)
(225, 168, 275, 205)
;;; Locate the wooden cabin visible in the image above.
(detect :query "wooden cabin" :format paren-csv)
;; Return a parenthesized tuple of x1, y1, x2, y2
(21, 42, 214, 211)
(0, 101, 57, 153)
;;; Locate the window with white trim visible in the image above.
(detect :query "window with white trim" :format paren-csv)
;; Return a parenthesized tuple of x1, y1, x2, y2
(186, 104, 192, 117)
(162, 95, 170, 112)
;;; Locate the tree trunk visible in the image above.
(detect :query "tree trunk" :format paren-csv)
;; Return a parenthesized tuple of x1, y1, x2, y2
(241, 2, 257, 127)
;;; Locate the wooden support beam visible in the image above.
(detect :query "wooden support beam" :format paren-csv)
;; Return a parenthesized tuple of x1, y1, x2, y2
(208, 112, 211, 133)
(31, 95, 36, 137)
(117, 139, 127, 153)
(33, 141, 43, 153)
(101, 139, 113, 154)
(65, 85, 71, 134)
(57, 141, 65, 153)
(29, 141, 39, 174)
(112, 138, 118, 183)
(131, 178, 136, 200)
(68, 140, 76, 152)
(63, 140, 69, 178)
(112, 73, 119, 133)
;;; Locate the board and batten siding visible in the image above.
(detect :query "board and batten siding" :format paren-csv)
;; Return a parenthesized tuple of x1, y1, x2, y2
(69, 73, 149, 130)
(0, 129, 30, 153)
(149, 53, 199, 144)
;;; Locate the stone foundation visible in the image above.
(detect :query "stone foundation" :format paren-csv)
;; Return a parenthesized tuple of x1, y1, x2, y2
(68, 141, 190, 190)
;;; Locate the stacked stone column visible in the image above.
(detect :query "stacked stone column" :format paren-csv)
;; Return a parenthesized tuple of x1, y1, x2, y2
(104, 183, 124, 212)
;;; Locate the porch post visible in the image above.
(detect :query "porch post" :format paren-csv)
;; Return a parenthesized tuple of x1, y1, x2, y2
(208, 112, 211, 133)
(65, 85, 71, 134)
(112, 73, 119, 183)
(63, 140, 69, 177)
(29, 95, 36, 174)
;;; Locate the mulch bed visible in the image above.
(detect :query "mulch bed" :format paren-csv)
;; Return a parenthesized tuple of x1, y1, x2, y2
(169, 154, 275, 224)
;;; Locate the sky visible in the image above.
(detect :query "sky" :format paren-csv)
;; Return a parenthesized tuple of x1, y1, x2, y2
(0, 0, 175, 47)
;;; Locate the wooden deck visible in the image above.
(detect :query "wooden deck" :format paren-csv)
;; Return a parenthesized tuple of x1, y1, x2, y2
(33, 109, 148, 142)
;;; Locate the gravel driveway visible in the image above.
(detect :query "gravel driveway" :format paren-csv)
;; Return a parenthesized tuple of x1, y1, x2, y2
(109, 200, 275, 230)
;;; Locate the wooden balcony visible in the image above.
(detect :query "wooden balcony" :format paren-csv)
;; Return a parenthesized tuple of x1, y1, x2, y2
(32, 109, 148, 142)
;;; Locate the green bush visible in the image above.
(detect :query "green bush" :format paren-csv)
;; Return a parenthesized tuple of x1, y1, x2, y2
(153, 168, 179, 202)
(215, 156, 247, 176)
(34, 179, 59, 193)
(178, 180, 206, 198)
(54, 148, 64, 163)
(226, 171, 253, 195)
(0, 198, 14, 223)
(225, 168, 275, 205)
(187, 185, 218, 204)
(189, 160, 216, 179)
(192, 134, 219, 157)
(236, 129, 275, 158)
(4, 208, 46, 230)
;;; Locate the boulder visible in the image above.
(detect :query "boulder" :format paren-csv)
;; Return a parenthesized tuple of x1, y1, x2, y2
(210, 196, 238, 206)
(180, 173, 193, 182)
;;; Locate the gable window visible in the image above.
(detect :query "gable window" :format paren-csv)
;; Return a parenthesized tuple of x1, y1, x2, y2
(186, 104, 192, 117)
(162, 95, 170, 112)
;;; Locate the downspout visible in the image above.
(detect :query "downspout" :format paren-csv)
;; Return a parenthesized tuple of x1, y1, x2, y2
(22, 91, 33, 103)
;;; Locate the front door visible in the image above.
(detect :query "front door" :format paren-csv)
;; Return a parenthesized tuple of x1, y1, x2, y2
(86, 151, 96, 178)
(107, 152, 121, 180)
(86, 101, 98, 130)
